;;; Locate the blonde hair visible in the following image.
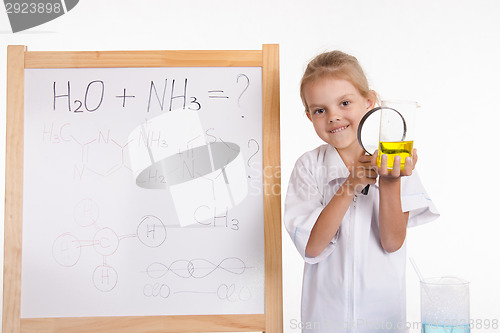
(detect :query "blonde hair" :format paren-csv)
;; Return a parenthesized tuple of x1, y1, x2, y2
(300, 50, 376, 112)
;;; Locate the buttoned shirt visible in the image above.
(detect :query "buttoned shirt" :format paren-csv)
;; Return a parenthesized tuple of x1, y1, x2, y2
(284, 144, 439, 332)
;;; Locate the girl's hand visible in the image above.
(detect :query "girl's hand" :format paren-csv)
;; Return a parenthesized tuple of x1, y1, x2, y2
(373, 148, 418, 179)
(345, 154, 378, 195)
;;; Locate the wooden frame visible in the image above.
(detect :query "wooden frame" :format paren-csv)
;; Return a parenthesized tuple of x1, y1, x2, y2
(3, 44, 282, 333)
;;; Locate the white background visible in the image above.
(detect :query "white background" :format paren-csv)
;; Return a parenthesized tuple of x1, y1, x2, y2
(1, 0, 500, 331)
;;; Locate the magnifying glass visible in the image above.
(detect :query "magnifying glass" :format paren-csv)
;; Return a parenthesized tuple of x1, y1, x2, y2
(356, 106, 407, 194)
(357, 106, 407, 155)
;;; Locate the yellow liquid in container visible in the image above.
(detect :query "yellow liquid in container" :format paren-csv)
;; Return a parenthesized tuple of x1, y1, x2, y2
(377, 141, 413, 170)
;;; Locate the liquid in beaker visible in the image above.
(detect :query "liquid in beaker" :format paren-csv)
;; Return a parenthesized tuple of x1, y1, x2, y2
(377, 140, 413, 170)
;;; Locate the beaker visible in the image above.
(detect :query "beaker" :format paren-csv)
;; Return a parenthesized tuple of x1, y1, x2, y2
(378, 100, 417, 170)
(357, 100, 418, 170)
(420, 276, 470, 333)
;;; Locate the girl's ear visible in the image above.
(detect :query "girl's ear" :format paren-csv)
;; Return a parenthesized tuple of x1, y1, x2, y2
(306, 110, 312, 121)
(366, 90, 378, 110)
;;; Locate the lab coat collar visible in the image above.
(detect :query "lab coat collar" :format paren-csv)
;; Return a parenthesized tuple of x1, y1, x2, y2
(325, 144, 379, 188)
(324, 145, 350, 182)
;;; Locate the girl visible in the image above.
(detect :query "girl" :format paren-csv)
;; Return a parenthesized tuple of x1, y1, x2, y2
(284, 51, 439, 332)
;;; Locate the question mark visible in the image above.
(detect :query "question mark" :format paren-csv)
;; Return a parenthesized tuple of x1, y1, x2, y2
(247, 139, 260, 178)
(237, 74, 250, 116)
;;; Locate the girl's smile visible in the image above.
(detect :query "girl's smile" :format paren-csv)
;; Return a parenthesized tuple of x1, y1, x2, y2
(329, 124, 349, 133)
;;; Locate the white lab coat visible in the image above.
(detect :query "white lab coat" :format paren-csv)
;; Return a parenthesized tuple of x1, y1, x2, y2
(284, 144, 439, 333)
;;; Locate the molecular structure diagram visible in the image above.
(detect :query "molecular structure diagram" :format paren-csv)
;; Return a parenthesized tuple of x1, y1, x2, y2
(52, 198, 167, 292)
(42, 122, 139, 179)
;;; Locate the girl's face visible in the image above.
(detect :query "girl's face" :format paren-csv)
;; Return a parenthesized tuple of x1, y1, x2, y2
(304, 77, 375, 155)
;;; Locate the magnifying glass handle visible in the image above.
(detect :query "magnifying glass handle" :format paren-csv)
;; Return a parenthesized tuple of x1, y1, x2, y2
(361, 185, 369, 195)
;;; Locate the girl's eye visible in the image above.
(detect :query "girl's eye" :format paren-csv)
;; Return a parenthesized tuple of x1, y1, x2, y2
(313, 108, 326, 115)
(341, 100, 351, 107)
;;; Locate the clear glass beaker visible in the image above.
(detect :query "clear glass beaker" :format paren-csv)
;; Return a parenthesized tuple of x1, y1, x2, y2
(420, 276, 470, 333)
(377, 100, 418, 170)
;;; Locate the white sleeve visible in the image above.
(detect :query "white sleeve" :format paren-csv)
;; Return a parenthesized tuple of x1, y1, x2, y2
(401, 170, 440, 227)
(284, 158, 338, 264)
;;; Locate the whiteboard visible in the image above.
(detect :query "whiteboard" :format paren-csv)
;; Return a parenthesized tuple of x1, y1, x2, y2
(21, 67, 265, 318)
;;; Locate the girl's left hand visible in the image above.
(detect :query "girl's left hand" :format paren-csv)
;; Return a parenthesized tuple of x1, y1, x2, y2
(372, 148, 418, 179)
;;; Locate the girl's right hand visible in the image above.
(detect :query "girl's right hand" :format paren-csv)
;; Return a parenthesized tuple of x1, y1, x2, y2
(345, 154, 378, 195)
